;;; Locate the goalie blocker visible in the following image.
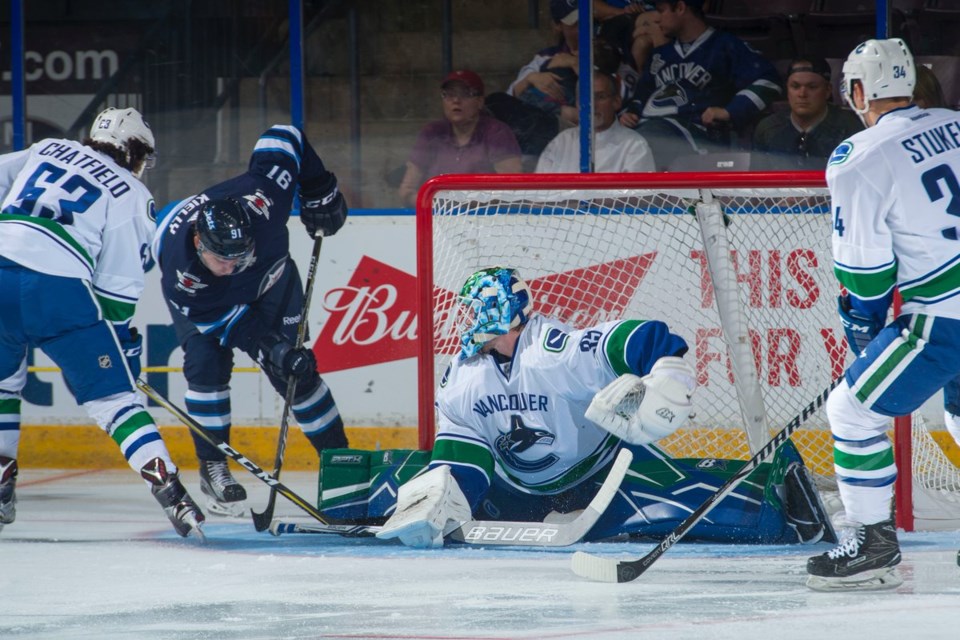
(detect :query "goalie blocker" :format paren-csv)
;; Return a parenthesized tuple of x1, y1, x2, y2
(316, 442, 836, 546)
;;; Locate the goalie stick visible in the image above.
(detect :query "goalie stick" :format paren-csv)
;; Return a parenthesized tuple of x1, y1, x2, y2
(270, 447, 632, 547)
(571, 378, 842, 583)
(136, 378, 337, 527)
(252, 233, 324, 532)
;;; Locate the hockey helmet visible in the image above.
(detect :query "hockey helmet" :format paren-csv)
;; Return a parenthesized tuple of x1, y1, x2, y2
(195, 199, 255, 272)
(457, 267, 533, 360)
(841, 38, 915, 121)
(89, 107, 157, 175)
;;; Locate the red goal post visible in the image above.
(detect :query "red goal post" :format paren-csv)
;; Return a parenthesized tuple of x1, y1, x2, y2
(414, 171, 960, 532)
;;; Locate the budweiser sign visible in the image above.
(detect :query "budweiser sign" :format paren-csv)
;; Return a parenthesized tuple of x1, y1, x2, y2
(314, 255, 655, 373)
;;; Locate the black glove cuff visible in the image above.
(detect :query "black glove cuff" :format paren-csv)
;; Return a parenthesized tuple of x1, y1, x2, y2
(300, 172, 337, 199)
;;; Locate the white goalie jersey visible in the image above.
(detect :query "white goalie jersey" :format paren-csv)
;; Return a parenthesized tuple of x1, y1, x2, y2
(434, 314, 687, 496)
(0, 139, 155, 321)
(828, 106, 960, 320)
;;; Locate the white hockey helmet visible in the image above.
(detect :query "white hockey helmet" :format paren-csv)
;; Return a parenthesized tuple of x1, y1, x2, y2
(89, 107, 156, 174)
(841, 38, 915, 121)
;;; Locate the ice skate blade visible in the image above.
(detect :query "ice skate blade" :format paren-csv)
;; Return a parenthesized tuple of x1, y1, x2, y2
(186, 516, 206, 543)
(205, 498, 248, 518)
(806, 567, 903, 592)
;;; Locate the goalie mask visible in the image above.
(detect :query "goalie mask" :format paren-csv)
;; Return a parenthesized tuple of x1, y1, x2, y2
(841, 38, 915, 125)
(195, 199, 256, 274)
(457, 267, 533, 360)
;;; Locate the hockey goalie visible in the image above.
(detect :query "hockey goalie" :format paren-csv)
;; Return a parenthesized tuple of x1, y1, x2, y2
(321, 268, 835, 549)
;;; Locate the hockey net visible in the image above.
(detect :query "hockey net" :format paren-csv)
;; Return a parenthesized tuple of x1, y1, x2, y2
(415, 172, 960, 532)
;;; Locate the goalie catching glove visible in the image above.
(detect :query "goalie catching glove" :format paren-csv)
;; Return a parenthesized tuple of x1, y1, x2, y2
(376, 465, 471, 548)
(586, 356, 696, 445)
(300, 173, 348, 238)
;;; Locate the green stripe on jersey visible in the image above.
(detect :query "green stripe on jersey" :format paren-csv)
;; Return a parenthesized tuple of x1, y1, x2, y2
(834, 262, 897, 300)
(432, 438, 495, 481)
(109, 410, 155, 445)
(0, 213, 94, 268)
(96, 295, 136, 323)
(899, 260, 960, 303)
(0, 397, 22, 414)
(602, 320, 646, 376)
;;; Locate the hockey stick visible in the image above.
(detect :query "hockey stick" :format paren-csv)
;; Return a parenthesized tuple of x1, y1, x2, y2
(137, 378, 336, 526)
(252, 233, 324, 532)
(270, 448, 633, 547)
(571, 377, 842, 583)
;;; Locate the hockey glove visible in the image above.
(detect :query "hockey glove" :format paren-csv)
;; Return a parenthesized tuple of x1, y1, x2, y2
(117, 325, 143, 379)
(586, 357, 696, 445)
(256, 332, 317, 381)
(300, 173, 348, 238)
(837, 295, 883, 357)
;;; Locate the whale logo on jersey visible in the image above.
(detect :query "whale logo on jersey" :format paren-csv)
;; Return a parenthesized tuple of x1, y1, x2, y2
(495, 416, 559, 473)
(644, 83, 689, 117)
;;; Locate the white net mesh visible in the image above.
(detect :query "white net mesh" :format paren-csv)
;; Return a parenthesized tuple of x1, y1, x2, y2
(419, 177, 960, 530)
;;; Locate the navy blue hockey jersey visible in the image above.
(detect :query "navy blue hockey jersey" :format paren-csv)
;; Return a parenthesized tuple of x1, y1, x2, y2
(627, 27, 781, 129)
(153, 125, 331, 350)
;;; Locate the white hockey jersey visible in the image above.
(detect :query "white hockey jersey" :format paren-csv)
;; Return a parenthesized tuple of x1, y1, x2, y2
(0, 139, 155, 322)
(434, 314, 687, 498)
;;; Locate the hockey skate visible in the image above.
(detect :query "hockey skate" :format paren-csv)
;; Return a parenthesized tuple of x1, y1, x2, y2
(0, 456, 17, 532)
(141, 457, 206, 540)
(199, 459, 248, 517)
(806, 519, 902, 591)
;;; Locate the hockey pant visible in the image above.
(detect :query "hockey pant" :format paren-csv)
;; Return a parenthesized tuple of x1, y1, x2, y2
(0, 259, 176, 472)
(830, 313, 960, 525)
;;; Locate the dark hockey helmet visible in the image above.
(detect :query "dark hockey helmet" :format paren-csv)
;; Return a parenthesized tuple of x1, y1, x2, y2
(195, 198, 255, 269)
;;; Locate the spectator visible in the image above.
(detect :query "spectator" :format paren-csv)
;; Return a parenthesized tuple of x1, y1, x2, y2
(914, 64, 947, 109)
(594, 1, 648, 70)
(485, 0, 582, 156)
(536, 72, 656, 173)
(398, 70, 522, 207)
(752, 57, 863, 171)
(630, 8, 669, 80)
(620, 0, 782, 170)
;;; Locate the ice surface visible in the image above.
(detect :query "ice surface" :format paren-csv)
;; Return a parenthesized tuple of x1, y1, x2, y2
(2, 468, 959, 639)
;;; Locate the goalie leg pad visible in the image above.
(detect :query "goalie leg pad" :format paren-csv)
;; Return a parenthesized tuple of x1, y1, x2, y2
(783, 462, 838, 544)
(375, 465, 471, 548)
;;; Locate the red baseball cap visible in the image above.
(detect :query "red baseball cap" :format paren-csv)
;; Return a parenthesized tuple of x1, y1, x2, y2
(441, 70, 484, 96)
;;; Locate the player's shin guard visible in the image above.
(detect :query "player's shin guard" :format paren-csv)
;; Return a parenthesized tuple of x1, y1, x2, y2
(0, 456, 18, 530)
(294, 380, 348, 452)
(141, 457, 206, 540)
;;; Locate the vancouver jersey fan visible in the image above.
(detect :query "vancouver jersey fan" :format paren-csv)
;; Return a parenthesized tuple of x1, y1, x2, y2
(0, 138, 155, 323)
(433, 314, 687, 505)
(631, 27, 780, 128)
(828, 106, 960, 320)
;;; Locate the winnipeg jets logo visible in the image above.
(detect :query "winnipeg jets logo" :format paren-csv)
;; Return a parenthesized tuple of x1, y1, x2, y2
(242, 190, 273, 219)
(176, 269, 208, 295)
(495, 416, 558, 473)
